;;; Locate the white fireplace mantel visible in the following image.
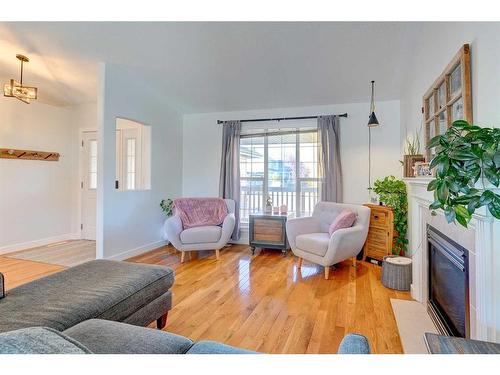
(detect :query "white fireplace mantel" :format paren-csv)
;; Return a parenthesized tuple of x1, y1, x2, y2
(404, 177, 500, 343)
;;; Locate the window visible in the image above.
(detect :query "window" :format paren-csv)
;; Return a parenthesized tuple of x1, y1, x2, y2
(126, 138, 136, 190)
(115, 118, 151, 191)
(88, 139, 98, 190)
(239, 127, 320, 224)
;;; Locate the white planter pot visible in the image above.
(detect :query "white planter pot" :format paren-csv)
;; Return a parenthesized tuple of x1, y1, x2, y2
(163, 218, 170, 245)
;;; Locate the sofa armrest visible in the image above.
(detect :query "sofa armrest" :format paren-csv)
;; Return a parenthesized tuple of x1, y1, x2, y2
(326, 224, 369, 265)
(286, 216, 321, 251)
(219, 213, 236, 245)
(164, 215, 183, 249)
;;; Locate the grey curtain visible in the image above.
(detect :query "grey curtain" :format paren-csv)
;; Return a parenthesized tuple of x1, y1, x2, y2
(219, 120, 241, 240)
(318, 115, 343, 202)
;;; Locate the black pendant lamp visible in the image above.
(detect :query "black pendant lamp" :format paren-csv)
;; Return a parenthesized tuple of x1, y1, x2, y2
(367, 80, 379, 127)
(367, 80, 380, 201)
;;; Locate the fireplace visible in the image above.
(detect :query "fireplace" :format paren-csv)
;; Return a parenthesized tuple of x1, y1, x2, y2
(427, 225, 470, 338)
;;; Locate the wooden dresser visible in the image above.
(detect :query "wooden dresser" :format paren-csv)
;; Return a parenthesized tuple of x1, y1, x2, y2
(363, 204, 395, 262)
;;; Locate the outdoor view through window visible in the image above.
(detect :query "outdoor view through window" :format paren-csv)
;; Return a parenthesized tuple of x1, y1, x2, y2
(239, 127, 320, 224)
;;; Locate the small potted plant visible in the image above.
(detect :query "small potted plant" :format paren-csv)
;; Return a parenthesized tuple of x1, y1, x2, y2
(160, 199, 173, 243)
(402, 132, 425, 178)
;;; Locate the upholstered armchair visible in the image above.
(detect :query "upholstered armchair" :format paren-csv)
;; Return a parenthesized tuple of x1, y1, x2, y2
(286, 202, 370, 279)
(164, 199, 236, 262)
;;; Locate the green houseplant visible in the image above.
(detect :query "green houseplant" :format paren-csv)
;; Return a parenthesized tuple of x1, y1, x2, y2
(372, 176, 408, 255)
(427, 120, 500, 228)
(160, 199, 173, 217)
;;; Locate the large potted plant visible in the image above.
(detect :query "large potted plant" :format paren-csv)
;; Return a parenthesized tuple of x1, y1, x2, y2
(372, 176, 408, 255)
(426, 120, 500, 228)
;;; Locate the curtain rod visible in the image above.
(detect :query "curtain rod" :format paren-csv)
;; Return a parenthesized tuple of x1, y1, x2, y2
(217, 113, 348, 124)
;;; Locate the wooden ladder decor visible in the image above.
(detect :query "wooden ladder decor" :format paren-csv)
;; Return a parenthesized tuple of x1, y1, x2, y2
(0, 148, 60, 161)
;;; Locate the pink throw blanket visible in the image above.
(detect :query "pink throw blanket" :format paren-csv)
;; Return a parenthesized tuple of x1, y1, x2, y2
(173, 198, 228, 229)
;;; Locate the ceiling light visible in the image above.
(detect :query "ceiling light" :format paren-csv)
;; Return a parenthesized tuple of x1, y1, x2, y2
(4, 54, 38, 104)
(367, 80, 379, 127)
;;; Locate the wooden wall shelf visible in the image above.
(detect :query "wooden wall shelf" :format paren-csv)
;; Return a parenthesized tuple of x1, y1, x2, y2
(0, 148, 60, 161)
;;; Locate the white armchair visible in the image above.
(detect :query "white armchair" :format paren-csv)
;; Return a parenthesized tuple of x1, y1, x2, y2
(286, 201, 370, 279)
(164, 199, 236, 262)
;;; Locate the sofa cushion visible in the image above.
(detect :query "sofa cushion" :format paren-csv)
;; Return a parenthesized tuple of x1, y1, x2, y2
(187, 340, 256, 354)
(0, 327, 91, 354)
(0, 260, 174, 333)
(295, 233, 330, 257)
(64, 319, 193, 354)
(337, 333, 371, 354)
(180, 226, 222, 244)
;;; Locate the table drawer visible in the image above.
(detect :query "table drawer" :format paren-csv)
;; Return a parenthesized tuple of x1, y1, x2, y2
(370, 210, 389, 227)
(364, 244, 388, 260)
(366, 227, 390, 248)
(254, 219, 282, 229)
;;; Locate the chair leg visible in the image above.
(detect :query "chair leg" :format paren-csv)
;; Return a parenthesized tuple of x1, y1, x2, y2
(215, 248, 220, 260)
(297, 257, 303, 269)
(324, 266, 330, 280)
(180, 251, 185, 263)
(352, 257, 357, 267)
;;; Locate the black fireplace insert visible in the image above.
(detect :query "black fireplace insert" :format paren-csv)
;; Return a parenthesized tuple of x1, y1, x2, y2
(427, 225, 470, 338)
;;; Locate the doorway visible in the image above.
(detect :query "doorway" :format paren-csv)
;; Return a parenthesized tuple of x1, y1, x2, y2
(81, 131, 97, 240)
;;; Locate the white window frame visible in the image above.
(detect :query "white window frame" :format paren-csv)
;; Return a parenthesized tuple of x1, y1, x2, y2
(239, 127, 320, 225)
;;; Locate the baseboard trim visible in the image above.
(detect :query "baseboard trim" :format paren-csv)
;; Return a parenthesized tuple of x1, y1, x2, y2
(105, 239, 168, 261)
(0, 233, 78, 255)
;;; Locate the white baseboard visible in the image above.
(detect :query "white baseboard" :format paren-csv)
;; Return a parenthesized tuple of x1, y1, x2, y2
(105, 239, 167, 261)
(0, 233, 78, 255)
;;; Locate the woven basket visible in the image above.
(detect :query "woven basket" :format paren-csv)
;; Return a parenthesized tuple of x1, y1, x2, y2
(381, 256, 412, 291)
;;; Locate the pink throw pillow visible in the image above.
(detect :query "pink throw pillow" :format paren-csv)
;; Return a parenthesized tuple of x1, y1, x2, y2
(329, 210, 356, 236)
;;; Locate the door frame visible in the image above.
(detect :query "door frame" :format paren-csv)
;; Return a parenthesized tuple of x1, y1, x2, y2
(78, 128, 98, 239)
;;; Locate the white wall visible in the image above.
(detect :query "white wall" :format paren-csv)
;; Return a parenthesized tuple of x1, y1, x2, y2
(401, 23, 500, 143)
(97, 63, 183, 260)
(400, 22, 500, 343)
(183, 100, 401, 205)
(0, 99, 78, 253)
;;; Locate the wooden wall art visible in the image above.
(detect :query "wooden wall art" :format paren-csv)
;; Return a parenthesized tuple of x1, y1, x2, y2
(0, 148, 60, 161)
(423, 44, 472, 160)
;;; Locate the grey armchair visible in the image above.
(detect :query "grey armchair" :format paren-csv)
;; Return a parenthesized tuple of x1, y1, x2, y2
(164, 199, 235, 262)
(286, 202, 370, 279)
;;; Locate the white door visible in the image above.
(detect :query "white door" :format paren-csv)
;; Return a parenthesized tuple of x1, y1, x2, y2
(115, 127, 142, 190)
(81, 131, 97, 240)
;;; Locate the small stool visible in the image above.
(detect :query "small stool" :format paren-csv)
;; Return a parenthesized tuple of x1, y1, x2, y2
(381, 256, 412, 291)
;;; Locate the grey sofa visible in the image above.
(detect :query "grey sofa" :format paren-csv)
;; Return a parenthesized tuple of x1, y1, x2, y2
(0, 260, 174, 334)
(0, 319, 370, 354)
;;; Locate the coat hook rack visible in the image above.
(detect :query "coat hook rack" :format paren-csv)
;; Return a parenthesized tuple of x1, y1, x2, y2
(0, 148, 60, 161)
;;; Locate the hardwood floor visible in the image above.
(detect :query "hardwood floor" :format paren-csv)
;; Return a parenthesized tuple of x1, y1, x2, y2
(0, 257, 64, 290)
(0, 244, 411, 354)
(128, 244, 411, 354)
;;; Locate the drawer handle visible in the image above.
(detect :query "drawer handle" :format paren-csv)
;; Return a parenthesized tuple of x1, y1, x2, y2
(374, 215, 379, 219)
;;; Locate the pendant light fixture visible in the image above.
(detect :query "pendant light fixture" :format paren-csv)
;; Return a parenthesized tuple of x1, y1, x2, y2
(4, 54, 38, 104)
(367, 80, 379, 127)
(367, 80, 380, 200)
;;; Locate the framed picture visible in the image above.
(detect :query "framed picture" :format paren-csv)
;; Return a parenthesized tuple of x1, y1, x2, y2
(423, 44, 472, 161)
(413, 161, 433, 177)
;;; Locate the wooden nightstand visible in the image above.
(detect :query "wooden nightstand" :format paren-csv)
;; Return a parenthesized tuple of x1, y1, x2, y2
(249, 213, 290, 256)
(363, 204, 395, 263)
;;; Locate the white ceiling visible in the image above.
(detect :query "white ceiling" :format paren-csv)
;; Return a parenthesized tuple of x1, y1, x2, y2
(0, 22, 420, 112)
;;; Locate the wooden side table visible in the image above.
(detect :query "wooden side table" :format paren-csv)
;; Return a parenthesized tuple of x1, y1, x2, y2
(363, 204, 395, 263)
(249, 213, 290, 255)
